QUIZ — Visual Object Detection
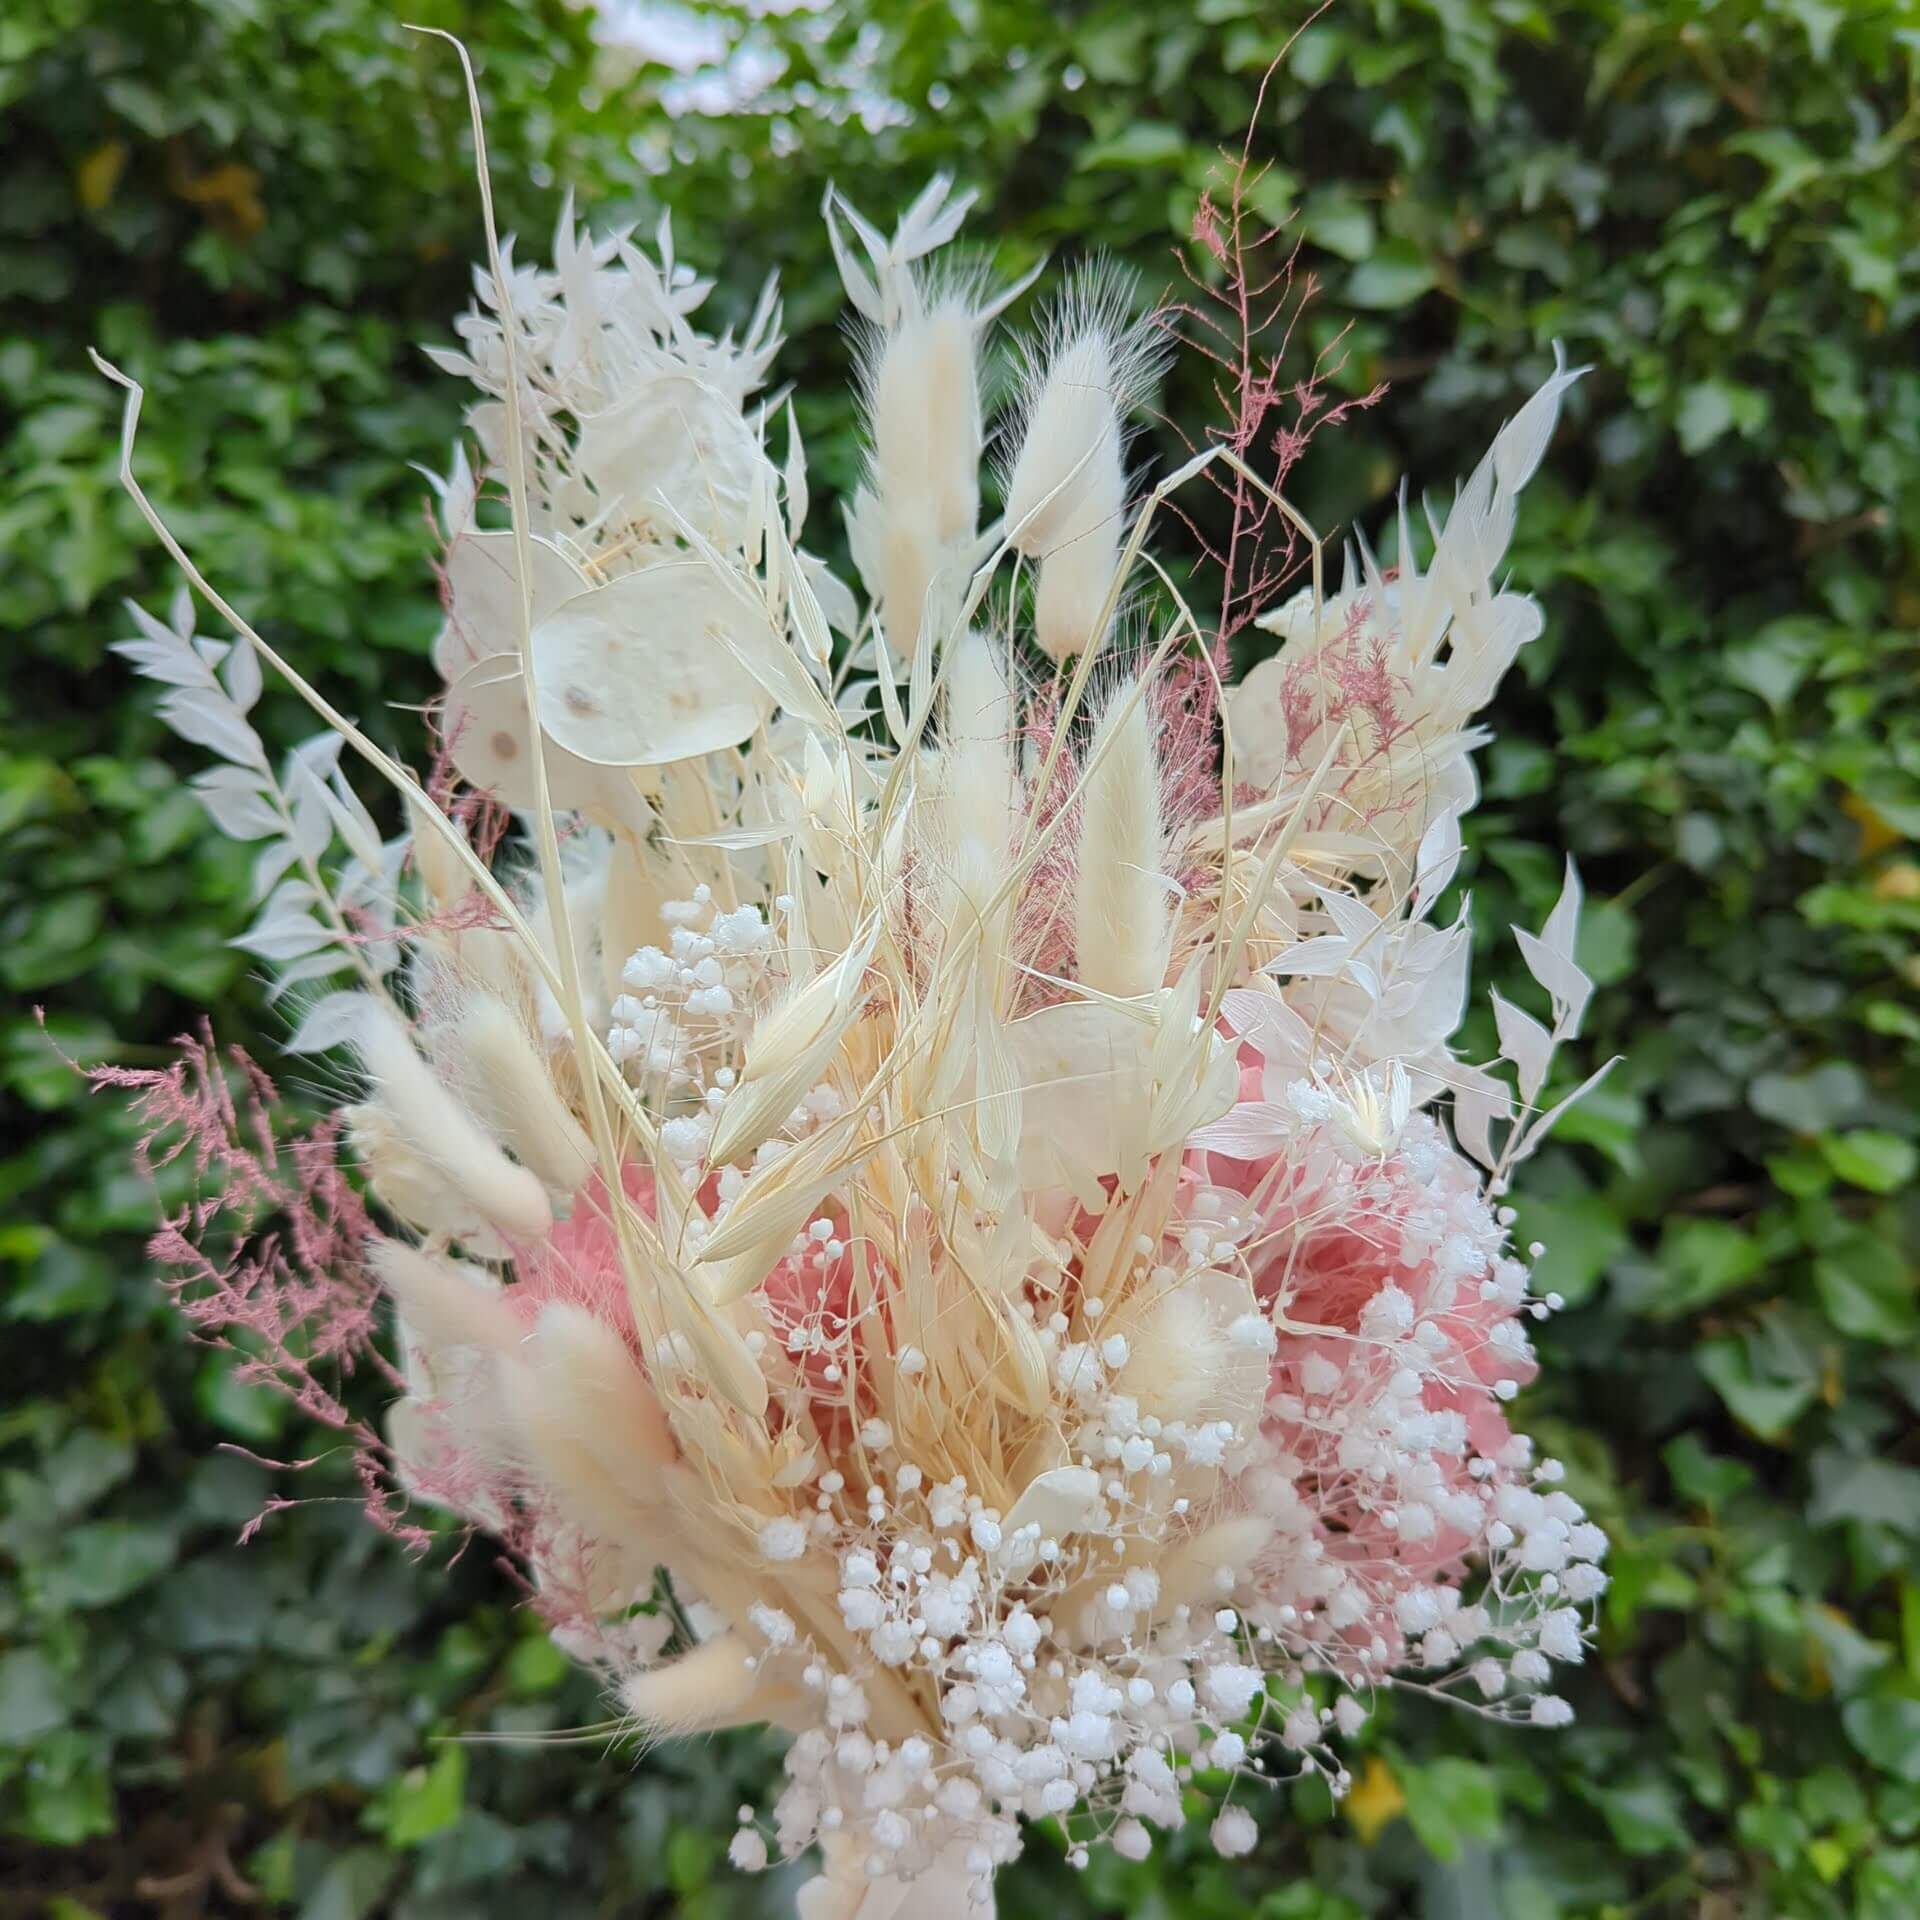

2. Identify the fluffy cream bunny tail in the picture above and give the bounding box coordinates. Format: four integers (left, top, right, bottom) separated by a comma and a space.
370, 1237, 521, 1354
1004, 268, 1159, 661
621, 1632, 763, 1735
528, 1301, 677, 1474
350, 998, 552, 1241
938, 632, 1019, 948
1074, 685, 1171, 998
453, 990, 596, 1196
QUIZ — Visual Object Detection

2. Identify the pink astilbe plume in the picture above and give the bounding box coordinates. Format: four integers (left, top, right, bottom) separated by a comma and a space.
83, 1026, 426, 1551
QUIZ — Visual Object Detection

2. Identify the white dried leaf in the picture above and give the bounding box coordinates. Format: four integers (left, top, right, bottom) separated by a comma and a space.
288, 730, 345, 783
803, 554, 859, 639
1450, 1059, 1514, 1170
1218, 988, 1313, 1076
1508, 1056, 1619, 1169
436, 529, 587, 679
1489, 988, 1555, 1106
265, 948, 352, 998
157, 688, 266, 770
235, 912, 333, 963
115, 600, 214, 689
1513, 858, 1591, 1036
283, 990, 367, 1056
322, 769, 386, 877
1491, 342, 1582, 499
1188, 1102, 1298, 1161
248, 836, 299, 902
1541, 856, 1583, 957
1514, 928, 1593, 1039
113, 635, 205, 689
191, 765, 279, 840
533, 566, 774, 768
221, 636, 261, 713
286, 761, 334, 863
782, 400, 808, 543
446, 652, 645, 822
1412, 805, 1464, 913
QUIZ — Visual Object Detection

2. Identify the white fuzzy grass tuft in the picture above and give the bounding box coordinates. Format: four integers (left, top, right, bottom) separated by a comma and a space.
1073, 680, 1171, 998
350, 998, 551, 1241
454, 990, 597, 1195
1003, 267, 1165, 660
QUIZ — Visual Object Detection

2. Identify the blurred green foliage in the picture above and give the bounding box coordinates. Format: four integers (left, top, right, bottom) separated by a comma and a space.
4, 0, 1919, 1914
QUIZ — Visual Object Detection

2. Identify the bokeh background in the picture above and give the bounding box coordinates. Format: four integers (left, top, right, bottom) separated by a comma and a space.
5, 2, 1920, 1915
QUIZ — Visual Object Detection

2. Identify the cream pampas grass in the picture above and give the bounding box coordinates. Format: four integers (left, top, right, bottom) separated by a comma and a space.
103, 42, 1613, 1920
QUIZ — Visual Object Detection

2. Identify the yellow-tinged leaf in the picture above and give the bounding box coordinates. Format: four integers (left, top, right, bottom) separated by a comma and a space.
1845, 792, 1904, 859
77, 141, 128, 212
173, 160, 266, 237
1344, 1755, 1406, 1845
1806, 1836, 1851, 1885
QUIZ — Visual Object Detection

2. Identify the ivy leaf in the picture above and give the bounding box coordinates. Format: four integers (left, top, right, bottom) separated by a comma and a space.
17, 1728, 114, 1845
42, 1520, 180, 1611
0, 1650, 68, 1745
1077, 123, 1186, 170
1345, 242, 1436, 310
1675, 379, 1770, 454
1697, 1330, 1818, 1440
1725, 618, 1824, 710
299, 1847, 402, 1920
1653, 1219, 1766, 1319
1817, 1131, 1916, 1194
1511, 1188, 1628, 1308
1300, 189, 1376, 262
1750, 1062, 1870, 1134
1663, 1434, 1754, 1510
1813, 1225, 1917, 1343
44, 1430, 134, 1517
1843, 1691, 1920, 1783
1809, 1448, 1920, 1535
1398, 1757, 1501, 1863
1587, 1771, 1690, 1856
366, 1744, 467, 1846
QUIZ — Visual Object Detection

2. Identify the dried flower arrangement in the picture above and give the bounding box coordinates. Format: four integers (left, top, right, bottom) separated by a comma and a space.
98, 47, 1611, 1918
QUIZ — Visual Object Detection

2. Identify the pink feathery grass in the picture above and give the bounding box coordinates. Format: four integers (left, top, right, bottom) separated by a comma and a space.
1159, 47, 1385, 659
82, 1022, 430, 1551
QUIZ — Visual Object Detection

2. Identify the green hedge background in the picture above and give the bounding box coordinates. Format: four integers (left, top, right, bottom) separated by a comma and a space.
5, 2, 1920, 1915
